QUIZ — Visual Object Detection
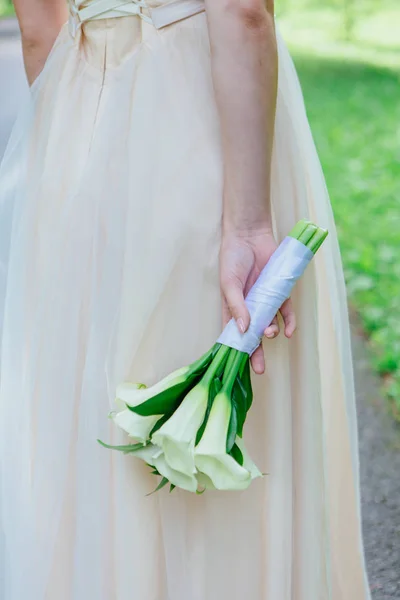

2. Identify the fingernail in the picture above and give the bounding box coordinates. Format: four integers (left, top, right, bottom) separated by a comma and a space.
265, 328, 275, 338
237, 318, 245, 334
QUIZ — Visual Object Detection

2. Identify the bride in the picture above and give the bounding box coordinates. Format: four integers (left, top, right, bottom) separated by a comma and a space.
0, 1, 370, 598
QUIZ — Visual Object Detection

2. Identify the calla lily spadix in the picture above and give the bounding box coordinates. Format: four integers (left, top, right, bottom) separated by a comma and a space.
99, 220, 328, 494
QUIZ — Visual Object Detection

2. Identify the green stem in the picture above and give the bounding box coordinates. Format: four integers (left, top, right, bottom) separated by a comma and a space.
202, 344, 230, 386
298, 223, 318, 246
308, 228, 328, 254
222, 347, 238, 384
188, 343, 219, 375
288, 219, 310, 241
222, 349, 245, 393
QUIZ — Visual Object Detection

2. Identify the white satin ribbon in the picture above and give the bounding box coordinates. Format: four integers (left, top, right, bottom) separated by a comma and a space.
68, 0, 205, 37
218, 237, 313, 356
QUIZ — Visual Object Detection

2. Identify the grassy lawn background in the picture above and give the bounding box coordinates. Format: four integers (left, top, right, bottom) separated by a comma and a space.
279, 2, 400, 417
0, 0, 13, 18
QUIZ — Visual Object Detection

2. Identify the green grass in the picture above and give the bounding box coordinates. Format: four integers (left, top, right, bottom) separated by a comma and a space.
0, 0, 14, 18
280, 5, 400, 417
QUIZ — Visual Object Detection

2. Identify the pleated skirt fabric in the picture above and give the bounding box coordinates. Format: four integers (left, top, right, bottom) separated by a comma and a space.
0, 10, 371, 600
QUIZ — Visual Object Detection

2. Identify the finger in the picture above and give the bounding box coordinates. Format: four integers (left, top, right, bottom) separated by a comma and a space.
264, 315, 280, 339
221, 297, 231, 327
280, 298, 296, 338
250, 344, 265, 375
221, 277, 250, 334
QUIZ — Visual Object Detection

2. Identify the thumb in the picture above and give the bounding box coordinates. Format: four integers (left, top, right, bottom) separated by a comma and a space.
223, 278, 250, 334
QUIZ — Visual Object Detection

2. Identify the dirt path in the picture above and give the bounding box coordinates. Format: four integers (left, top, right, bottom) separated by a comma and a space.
353, 324, 400, 599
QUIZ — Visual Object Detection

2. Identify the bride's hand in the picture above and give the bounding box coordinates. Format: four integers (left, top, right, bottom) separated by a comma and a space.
220, 229, 297, 375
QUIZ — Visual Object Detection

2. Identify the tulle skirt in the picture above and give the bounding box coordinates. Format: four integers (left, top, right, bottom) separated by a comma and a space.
0, 11, 370, 600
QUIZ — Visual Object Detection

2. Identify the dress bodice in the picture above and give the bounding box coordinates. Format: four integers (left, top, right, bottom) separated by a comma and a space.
68, 0, 205, 37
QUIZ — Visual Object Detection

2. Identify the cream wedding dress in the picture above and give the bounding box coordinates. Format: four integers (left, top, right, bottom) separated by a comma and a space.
0, 1, 371, 599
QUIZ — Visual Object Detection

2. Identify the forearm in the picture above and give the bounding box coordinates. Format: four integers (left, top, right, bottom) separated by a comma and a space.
205, 0, 277, 235
13, 0, 68, 84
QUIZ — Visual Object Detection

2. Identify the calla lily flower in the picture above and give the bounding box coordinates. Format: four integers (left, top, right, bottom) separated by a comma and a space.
152, 452, 198, 493
114, 382, 147, 412
121, 443, 198, 493
195, 390, 255, 491
116, 368, 189, 407
151, 346, 230, 476
196, 441, 261, 492
234, 438, 263, 481
128, 442, 160, 465
196, 472, 216, 491
111, 408, 163, 444
111, 382, 162, 444
151, 383, 209, 476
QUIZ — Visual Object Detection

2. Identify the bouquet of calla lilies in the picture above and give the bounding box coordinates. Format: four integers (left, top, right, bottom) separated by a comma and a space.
99, 220, 328, 494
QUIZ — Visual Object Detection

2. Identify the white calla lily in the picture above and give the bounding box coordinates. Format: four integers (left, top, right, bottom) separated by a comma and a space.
114, 383, 146, 411
116, 367, 189, 407
111, 409, 162, 444
151, 383, 209, 476
194, 391, 252, 491
195, 454, 252, 491
129, 443, 160, 466
235, 437, 263, 481
130, 444, 198, 493
153, 452, 198, 493
196, 472, 215, 491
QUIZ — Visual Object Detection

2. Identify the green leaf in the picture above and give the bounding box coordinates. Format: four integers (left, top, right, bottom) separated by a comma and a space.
169, 484, 176, 493
240, 358, 253, 413
229, 443, 244, 466
129, 346, 217, 420
149, 412, 172, 437
97, 440, 144, 454
146, 477, 170, 496
238, 352, 249, 376
211, 343, 222, 358
128, 373, 199, 417
232, 378, 247, 438
226, 401, 237, 453
189, 344, 219, 376
236, 374, 247, 400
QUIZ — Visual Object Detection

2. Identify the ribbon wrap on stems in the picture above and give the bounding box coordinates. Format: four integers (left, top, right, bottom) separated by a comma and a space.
218, 237, 313, 355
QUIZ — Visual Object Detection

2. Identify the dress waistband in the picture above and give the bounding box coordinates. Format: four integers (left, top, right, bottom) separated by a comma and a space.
68, 0, 205, 37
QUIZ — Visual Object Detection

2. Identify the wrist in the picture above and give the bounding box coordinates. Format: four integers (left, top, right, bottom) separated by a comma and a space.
222, 217, 273, 240
222, 186, 272, 239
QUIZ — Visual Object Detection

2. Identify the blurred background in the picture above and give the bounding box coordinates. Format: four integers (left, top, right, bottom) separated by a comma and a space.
278, 0, 400, 417
0, 1, 399, 597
